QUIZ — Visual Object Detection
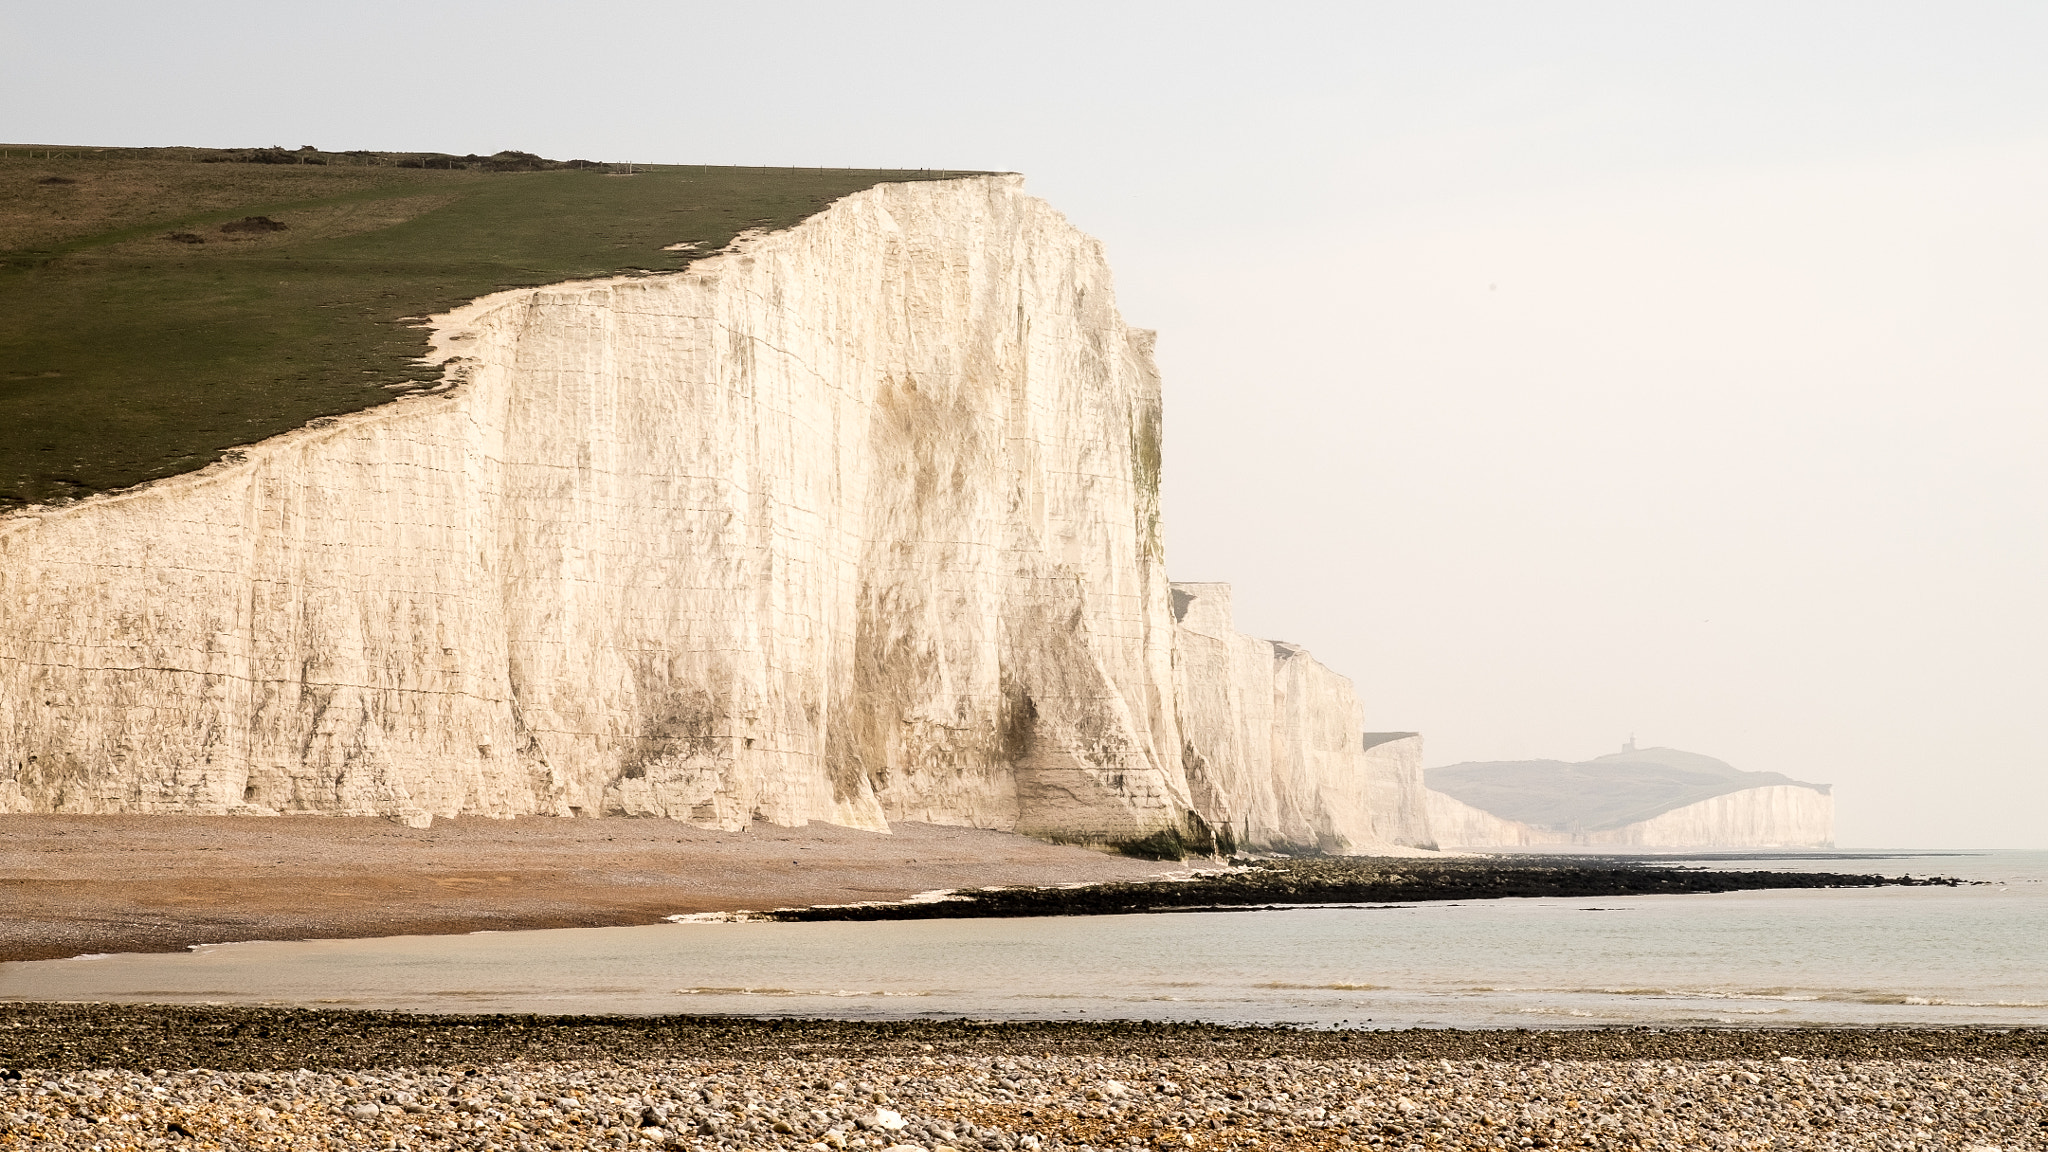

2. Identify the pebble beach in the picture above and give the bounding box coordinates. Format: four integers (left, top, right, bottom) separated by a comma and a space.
2, 1010, 2042, 1151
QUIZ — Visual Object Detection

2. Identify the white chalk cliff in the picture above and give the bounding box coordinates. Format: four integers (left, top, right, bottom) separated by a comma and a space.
0, 175, 1430, 853
1425, 746, 1834, 849
1171, 583, 1431, 853
1426, 785, 1834, 849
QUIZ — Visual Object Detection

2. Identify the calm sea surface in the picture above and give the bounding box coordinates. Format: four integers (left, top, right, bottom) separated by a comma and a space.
5, 850, 2043, 1029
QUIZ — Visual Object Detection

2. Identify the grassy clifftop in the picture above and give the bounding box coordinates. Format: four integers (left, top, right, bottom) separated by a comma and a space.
0, 146, 974, 512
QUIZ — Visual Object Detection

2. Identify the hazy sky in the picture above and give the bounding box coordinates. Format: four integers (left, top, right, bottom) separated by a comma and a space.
9, 2, 2044, 847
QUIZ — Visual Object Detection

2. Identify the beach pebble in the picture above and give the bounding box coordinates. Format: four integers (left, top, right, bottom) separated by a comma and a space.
1, 1049, 2042, 1151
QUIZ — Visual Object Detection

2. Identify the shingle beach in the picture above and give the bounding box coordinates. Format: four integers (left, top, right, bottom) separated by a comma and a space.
2, 1009, 2041, 1151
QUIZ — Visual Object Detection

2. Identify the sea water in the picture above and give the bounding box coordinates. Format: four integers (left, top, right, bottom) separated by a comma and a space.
4, 850, 2042, 1029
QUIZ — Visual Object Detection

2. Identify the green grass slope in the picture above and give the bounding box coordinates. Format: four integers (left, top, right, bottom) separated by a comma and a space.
0, 146, 976, 512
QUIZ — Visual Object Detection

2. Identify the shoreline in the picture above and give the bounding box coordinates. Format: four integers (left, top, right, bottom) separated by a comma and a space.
756, 857, 1955, 923
1, 815, 1963, 962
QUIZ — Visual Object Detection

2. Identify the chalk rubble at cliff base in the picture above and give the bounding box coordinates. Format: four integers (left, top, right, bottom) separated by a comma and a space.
0, 174, 1433, 857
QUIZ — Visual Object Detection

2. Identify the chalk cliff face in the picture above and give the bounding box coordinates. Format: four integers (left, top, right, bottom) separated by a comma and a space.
0, 175, 1423, 854
1171, 583, 1432, 853
1426, 745, 1834, 849
1427, 785, 1834, 848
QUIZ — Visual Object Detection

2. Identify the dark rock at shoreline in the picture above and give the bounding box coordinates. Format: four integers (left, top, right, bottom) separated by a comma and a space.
763, 857, 1958, 922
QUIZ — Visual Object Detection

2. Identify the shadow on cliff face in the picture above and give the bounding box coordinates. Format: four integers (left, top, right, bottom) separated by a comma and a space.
1104, 811, 1227, 860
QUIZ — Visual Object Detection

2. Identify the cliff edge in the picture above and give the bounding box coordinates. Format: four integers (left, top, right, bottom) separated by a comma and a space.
0, 175, 1427, 854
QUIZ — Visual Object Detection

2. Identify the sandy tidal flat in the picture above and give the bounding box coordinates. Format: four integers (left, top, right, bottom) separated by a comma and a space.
0, 816, 1179, 961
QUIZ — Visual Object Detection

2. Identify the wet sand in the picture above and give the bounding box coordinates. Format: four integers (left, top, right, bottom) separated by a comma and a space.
0, 816, 1180, 962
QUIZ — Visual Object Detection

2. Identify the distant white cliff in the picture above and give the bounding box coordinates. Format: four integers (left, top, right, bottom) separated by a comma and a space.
1425, 745, 1833, 849
0, 175, 1428, 854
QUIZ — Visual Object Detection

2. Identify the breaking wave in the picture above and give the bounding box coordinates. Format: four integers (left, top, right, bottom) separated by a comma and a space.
1253, 982, 1388, 991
